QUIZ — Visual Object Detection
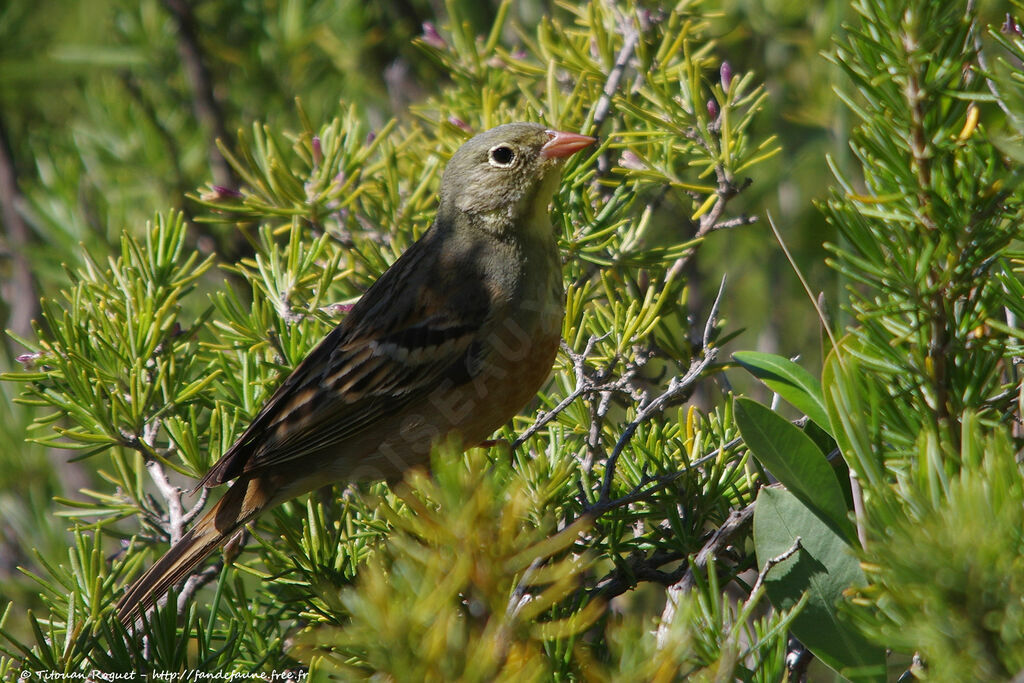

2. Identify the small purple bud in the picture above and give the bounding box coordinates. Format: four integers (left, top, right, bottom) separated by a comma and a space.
707, 98, 719, 120
365, 131, 376, 145
323, 302, 355, 316
312, 136, 323, 169
1002, 13, 1022, 35
213, 185, 243, 198
511, 47, 527, 60
618, 150, 646, 170
421, 22, 447, 49
448, 116, 472, 133
200, 185, 243, 202
16, 352, 41, 368
720, 61, 733, 93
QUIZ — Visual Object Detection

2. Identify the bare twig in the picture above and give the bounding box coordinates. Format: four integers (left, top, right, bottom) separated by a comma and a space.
182, 486, 210, 526
512, 335, 609, 449
505, 557, 543, 621
160, 0, 238, 190
0, 114, 38, 340
588, 549, 687, 602
144, 459, 186, 545
850, 471, 868, 550
704, 274, 727, 349
747, 536, 801, 601
176, 564, 222, 615
699, 537, 803, 668
666, 172, 752, 283
656, 501, 756, 646
595, 345, 718, 507
591, 12, 640, 137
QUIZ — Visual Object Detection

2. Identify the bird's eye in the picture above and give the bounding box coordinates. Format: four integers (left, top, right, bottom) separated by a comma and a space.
488, 145, 516, 167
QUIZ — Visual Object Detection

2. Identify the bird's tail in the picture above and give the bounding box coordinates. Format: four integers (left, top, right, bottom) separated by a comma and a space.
115, 475, 268, 625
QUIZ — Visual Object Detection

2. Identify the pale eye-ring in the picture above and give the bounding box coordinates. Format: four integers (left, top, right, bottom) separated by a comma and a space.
488, 144, 516, 167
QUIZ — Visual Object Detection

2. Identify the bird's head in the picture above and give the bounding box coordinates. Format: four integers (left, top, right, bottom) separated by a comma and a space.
438, 122, 595, 236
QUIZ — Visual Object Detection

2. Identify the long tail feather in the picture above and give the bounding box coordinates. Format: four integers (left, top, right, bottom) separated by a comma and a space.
116, 476, 266, 625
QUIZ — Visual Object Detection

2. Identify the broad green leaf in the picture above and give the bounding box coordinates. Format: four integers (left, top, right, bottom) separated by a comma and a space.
735, 397, 854, 541
733, 351, 830, 434
754, 487, 885, 680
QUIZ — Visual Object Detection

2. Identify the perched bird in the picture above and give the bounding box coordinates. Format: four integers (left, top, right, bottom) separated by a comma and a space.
116, 122, 595, 623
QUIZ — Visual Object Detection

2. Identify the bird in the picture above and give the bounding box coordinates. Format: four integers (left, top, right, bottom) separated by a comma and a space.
116, 122, 596, 624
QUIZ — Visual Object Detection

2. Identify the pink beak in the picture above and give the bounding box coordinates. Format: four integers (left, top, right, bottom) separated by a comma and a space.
541, 129, 597, 159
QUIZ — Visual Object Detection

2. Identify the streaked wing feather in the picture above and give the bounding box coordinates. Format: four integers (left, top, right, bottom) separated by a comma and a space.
199, 313, 481, 486
244, 330, 474, 469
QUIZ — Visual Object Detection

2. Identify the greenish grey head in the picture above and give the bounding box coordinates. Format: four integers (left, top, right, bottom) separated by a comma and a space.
438, 122, 595, 231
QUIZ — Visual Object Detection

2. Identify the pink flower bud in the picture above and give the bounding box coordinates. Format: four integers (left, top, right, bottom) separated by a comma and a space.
312, 136, 323, 168
421, 22, 447, 49
323, 302, 355, 316
720, 61, 733, 93
1003, 13, 1022, 35
199, 185, 243, 201
448, 116, 473, 133
16, 352, 41, 368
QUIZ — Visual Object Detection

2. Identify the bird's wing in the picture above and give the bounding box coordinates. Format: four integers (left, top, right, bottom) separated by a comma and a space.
196, 236, 490, 488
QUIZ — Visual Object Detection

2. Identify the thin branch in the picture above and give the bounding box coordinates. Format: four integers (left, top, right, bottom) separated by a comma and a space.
709, 214, 759, 231
747, 536, 801, 601
574, 433, 742, 521
182, 486, 210, 526
145, 460, 186, 545
176, 563, 222, 615
976, 14, 1015, 120
512, 335, 607, 449
595, 344, 718, 507
0, 114, 38, 341
505, 557, 543, 621
588, 549, 687, 602
704, 274, 727, 349
850, 471, 868, 550
160, 0, 238, 190
706, 537, 803, 666
666, 173, 751, 283
656, 501, 756, 647
591, 8, 640, 137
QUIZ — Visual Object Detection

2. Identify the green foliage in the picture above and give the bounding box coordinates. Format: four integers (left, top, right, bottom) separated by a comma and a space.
753, 486, 882, 678
1, 0, 789, 677
726, 0, 1024, 678
7, 0, 1024, 678
733, 352, 830, 433
293, 444, 599, 680
736, 398, 851, 541
5, 213, 215, 460
823, 0, 1019, 464
735, 391, 881, 678
812, 0, 1024, 677
851, 424, 1024, 680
